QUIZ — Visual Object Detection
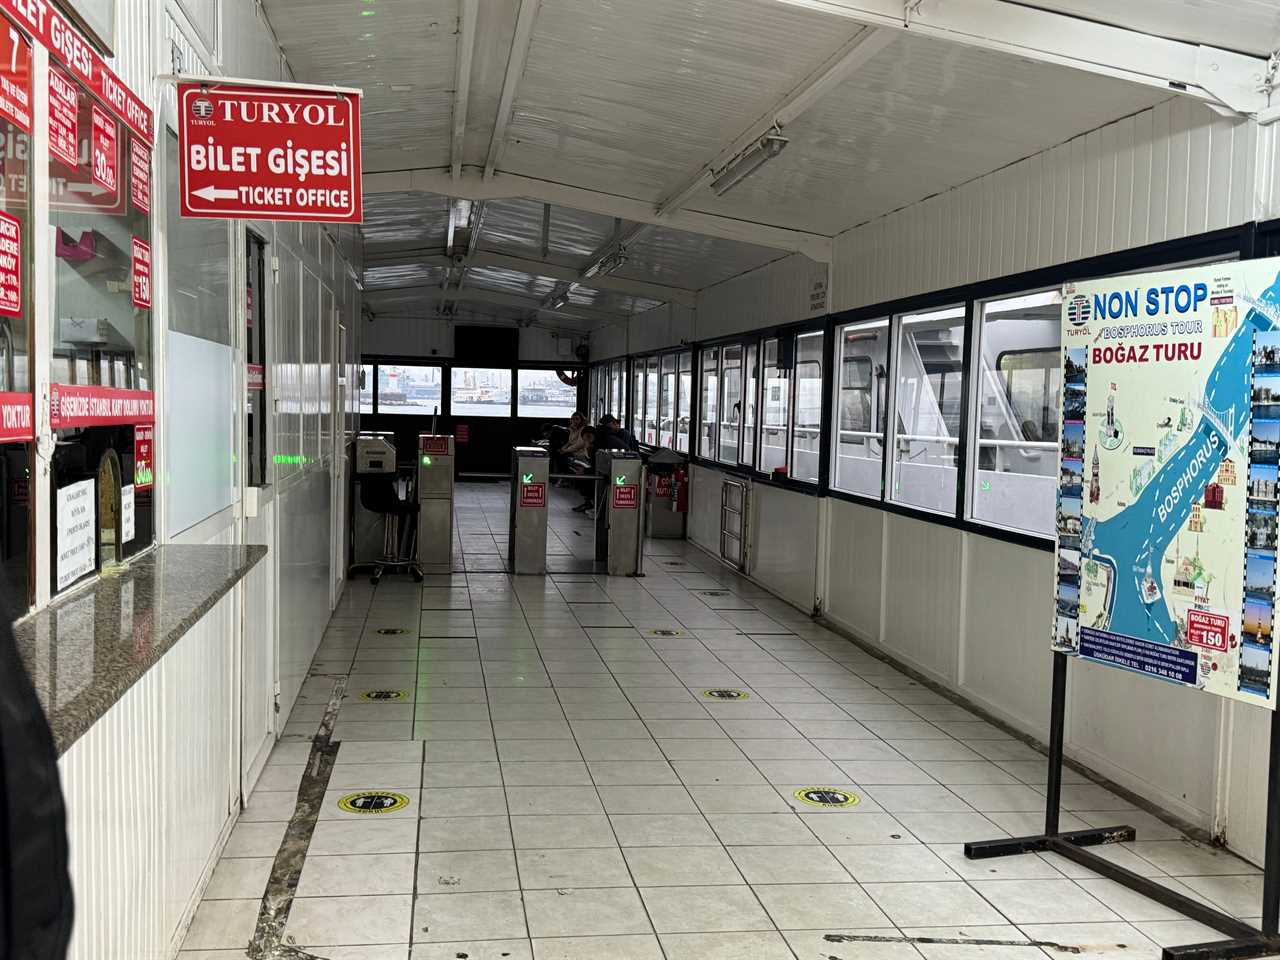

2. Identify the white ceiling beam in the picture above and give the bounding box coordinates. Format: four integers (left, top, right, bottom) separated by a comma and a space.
363, 247, 696, 305
450, 0, 479, 181
484, 0, 541, 179
655, 25, 895, 218
364, 167, 833, 262
366, 282, 627, 323
769, 0, 1269, 113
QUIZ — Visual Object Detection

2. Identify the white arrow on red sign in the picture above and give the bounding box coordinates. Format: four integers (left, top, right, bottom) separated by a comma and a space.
192, 185, 238, 202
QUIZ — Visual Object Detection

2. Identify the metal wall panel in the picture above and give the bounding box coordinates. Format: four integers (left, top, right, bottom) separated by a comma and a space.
824, 498, 883, 645
277, 470, 334, 720
110, 0, 154, 104
243, 500, 277, 796
832, 100, 1257, 312
221, 0, 287, 81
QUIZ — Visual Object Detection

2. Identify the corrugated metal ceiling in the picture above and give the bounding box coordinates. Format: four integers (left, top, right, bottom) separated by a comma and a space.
1020, 0, 1280, 56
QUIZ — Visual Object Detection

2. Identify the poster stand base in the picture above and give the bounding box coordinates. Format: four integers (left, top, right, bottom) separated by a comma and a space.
964, 652, 1280, 960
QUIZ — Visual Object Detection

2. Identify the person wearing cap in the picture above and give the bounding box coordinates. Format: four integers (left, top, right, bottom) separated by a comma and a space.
596, 414, 639, 453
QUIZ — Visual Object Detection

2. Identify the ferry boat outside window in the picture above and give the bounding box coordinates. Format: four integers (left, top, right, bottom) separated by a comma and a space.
450, 367, 509, 417
518, 369, 577, 419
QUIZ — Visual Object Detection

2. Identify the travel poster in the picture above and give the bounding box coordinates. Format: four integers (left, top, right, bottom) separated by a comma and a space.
1054, 258, 1280, 708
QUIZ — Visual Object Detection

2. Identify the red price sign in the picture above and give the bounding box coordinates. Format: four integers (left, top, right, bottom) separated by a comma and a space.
0, 21, 32, 133
613, 484, 638, 509
134, 423, 154, 489
130, 138, 150, 213
247, 362, 264, 391
520, 483, 546, 509
1187, 610, 1229, 652
48, 67, 77, 167
178, 81, 362, 223
0, 210, 20, 317
131, 237, 151, 308
90, 103, 117, 194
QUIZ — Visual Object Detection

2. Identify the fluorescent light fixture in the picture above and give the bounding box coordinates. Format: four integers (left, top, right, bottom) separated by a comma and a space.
549, 295, 569, 310
582, 246, 628, 281
710, 131, 789, 197
446, 198, 473, 254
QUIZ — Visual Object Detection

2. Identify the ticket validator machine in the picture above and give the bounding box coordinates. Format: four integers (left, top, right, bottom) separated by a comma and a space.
595, 449, 644, 576
417, 434, 455, 574
509, 447, 549, 574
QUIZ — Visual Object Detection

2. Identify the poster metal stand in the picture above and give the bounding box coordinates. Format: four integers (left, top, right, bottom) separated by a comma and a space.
964, 651, 1280, 960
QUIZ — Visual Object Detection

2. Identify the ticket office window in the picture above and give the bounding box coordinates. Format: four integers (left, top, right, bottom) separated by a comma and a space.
50, 73, 154, 592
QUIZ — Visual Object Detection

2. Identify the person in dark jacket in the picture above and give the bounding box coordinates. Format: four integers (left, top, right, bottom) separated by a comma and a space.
0, 585, 74, 960
596, 414, 639, 452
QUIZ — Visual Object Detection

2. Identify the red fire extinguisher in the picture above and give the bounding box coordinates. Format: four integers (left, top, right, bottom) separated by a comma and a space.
672, 466, 689, 513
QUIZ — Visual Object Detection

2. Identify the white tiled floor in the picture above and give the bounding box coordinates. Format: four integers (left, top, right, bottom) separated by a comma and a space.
180, 482, 1263, 960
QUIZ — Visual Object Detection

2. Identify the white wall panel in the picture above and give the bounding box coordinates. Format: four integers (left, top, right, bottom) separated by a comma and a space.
243, 499, 277, 796
879, 513, 963, 683
824, 498, 883, 644
832, 100, 1256, 311
688, 464, 724, 555
109, 0, 154, 104
62, 594, 238, 960
749, 483, 817, 612
696, 253, 826, 340
277, 470, 333, 720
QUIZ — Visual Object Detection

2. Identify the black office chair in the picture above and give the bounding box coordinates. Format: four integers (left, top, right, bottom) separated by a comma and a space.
359, 476, 423, 584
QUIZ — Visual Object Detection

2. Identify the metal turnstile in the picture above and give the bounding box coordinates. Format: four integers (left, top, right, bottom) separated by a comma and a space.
417, 433, 455, 574
509, 447, 549, 574
594, 450, 644, 576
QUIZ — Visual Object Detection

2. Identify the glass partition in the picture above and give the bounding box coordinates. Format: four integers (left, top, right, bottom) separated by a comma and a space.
742, 342, 757, 467
833, 319, 889, 497
890, 305, 966, 514
699, 347, 719, 459
791, 331, 823, 483
970, 290, 1062, 536
677, 351, 692, 452
630, 359, 644, 435
718, 344, 741, 463
644, 355, 659, 444
759, 339, 789, 475
659, 353, 676, 448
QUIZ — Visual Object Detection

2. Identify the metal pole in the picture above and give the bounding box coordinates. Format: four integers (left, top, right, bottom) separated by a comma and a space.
635, 465, 647, 576
1263, 703, 1280, 935
1044, 651, 1069, 837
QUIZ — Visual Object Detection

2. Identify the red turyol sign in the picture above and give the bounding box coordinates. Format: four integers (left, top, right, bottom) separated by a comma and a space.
178, 79, 362, 222
0, 0, 152, 143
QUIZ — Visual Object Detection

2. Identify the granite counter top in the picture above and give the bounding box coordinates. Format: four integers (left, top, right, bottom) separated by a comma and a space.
13, 544, 268, 755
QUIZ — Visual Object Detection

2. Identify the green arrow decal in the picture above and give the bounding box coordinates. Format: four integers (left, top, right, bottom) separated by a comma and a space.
522, 473, 534, 484
615, 475, 626, 485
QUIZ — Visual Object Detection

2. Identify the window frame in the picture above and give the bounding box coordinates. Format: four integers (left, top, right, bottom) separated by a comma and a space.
830, 317, 890, 499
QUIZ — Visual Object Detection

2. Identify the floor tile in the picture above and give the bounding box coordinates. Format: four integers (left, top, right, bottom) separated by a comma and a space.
531, 934, 662, 960
297, 853, 416, 897
969, 878, 1121, 923
517, 847, 633, 889
523, 886, 652, 937
413, 891, 528, 942
181, 899, 259, 950
416, 850, 519, 893
204, 857, 273, 899
659, 931, 795, 960
754, 882, 891, 929
286, 894, 413, 946
511, 814, 617, 849
640, 885, 773, 933
622, 845, 744, 886
728, 843, 851, 883
864, 881, 1007, 926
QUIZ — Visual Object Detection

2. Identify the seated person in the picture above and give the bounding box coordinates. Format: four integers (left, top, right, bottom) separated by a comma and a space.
596, 414, 639, 452
572, 426, 597, 513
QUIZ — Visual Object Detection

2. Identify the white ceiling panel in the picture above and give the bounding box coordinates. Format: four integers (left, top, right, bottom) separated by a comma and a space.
1020, 0, 1280, 57
362, 193, 450, 249
497, 0, 866, 201
619, 228, 784, 290
692, 31, 1167, 234
261, 0, 457, 171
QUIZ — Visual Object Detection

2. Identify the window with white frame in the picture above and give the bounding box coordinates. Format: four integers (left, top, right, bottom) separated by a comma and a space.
832, 319, 889, 498
659, 353, 676, 448
699, 347, 719, 459
742, 342, 758, 467
969, 290, 1062, 537
718, 344, 742, 464
677, 351, 692, 453
890, 306, 966, 514
759, 338, 789, 475
645, 355, 659, 445
631, 360, 644, 435
791, 331, 824, 483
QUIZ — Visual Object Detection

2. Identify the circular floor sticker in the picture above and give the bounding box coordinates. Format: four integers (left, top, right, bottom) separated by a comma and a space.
648, 628, 688, 637
794, 787, 860, 808
375, 627, 407, 635
359, 689, 408, 701
337, 791, 411, 814
702, 688, 749, 700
